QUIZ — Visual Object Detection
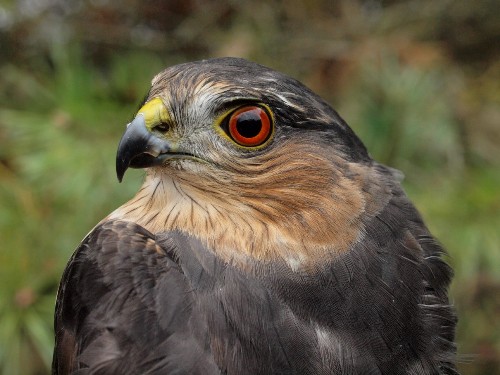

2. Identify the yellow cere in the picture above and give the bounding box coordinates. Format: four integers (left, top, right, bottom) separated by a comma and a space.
137, 97, 171, 131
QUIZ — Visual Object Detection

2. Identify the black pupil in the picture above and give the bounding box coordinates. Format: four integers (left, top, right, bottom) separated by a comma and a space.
236, 111, 262, 138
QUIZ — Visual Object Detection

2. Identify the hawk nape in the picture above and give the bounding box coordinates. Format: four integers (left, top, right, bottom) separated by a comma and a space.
53, 58, 458, 374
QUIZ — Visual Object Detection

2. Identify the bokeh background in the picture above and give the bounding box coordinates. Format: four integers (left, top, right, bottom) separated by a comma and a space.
0, 0, 499, 374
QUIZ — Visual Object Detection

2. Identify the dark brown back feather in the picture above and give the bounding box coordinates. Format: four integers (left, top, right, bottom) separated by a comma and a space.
53, 191, 458, 375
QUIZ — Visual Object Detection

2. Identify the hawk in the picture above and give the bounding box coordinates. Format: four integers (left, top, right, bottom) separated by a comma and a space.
53, 58, 458, 374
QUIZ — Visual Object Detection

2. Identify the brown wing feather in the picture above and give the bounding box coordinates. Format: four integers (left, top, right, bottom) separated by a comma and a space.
52, 220, 222, 374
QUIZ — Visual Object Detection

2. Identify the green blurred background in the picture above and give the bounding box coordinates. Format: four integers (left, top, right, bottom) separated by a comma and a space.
0, 0, 498, 374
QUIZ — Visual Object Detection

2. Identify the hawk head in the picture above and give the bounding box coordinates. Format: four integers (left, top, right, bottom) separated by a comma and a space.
54, 58, 457, 374
112, 57, 392, 269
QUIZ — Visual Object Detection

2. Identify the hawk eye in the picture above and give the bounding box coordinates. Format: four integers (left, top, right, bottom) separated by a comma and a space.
152, 122, 170, 133
224, 106, 272, 147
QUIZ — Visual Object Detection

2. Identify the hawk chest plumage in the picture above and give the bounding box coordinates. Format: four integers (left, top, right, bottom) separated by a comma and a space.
53, 57, 458, 375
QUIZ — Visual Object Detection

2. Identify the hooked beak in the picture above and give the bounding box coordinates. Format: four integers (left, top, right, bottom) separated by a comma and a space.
116, 114, 172, 182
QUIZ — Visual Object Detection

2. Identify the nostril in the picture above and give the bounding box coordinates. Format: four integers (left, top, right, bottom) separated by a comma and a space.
153, 122, 170, 133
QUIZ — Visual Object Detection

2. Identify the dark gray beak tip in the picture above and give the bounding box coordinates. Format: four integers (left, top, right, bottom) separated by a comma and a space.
116, 164, 125, 183
115, 114, 171, 182
115, 117, 146, 182
116, 133, 133, 182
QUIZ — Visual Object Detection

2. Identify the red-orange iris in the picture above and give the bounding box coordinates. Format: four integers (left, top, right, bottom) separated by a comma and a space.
227, 106, 272, 147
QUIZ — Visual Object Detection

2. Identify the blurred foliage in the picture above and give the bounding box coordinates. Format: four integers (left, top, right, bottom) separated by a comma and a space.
0, 0, 499, 374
